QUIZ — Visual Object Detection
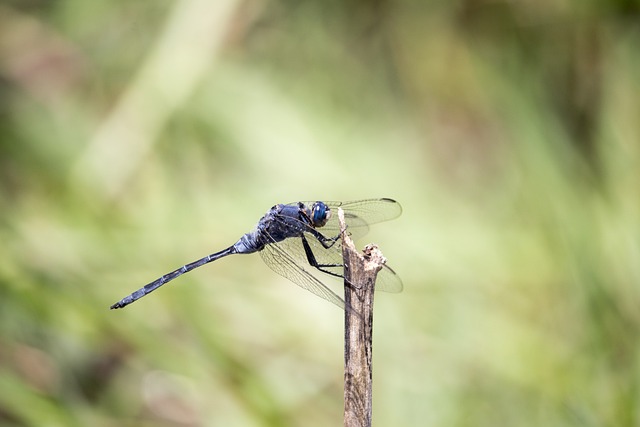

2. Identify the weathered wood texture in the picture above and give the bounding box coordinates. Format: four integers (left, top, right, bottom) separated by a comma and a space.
339, 208, 387, 427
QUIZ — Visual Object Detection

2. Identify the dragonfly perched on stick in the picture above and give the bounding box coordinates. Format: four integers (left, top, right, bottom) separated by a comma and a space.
110, 198, 402, 310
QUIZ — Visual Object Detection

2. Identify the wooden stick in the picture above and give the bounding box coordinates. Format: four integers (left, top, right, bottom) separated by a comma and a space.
339, 208, 387, 427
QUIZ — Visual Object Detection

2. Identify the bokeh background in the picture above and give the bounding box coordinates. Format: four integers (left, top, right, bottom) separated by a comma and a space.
1, 0, 640, 426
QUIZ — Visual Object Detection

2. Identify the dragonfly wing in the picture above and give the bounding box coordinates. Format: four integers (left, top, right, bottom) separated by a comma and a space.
293, 198, 401, 241
376, 264, 403, 293
259, 238, 345, 309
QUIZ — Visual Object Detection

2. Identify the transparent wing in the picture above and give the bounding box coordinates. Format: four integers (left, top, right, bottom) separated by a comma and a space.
377, 264, 403, 293
332, 198, 403, 225
265, 216, 403, 294
259, 235, 346, 309
291, 198, 402, 241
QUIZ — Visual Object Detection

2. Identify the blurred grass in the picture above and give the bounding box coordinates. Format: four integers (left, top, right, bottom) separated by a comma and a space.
1, 0, 640, 426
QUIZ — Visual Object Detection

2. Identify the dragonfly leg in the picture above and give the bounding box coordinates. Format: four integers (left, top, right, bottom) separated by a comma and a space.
307, 228, 341, 249
300, 234, 343, 278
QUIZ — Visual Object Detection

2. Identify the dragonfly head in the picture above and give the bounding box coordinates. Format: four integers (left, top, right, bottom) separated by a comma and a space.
311, 201, 331, 227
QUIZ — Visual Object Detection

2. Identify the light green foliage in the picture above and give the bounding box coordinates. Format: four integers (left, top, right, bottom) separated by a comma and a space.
0, 1, 639, 426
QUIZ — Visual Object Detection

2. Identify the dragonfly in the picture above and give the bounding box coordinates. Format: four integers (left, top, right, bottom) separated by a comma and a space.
110, 198, 402, 310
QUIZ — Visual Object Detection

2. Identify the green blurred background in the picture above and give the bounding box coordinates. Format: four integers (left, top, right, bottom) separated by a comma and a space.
1, 0, 639, 426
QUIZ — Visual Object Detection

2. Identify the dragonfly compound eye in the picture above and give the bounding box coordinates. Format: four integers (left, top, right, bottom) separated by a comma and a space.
312, 202, 331, 227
